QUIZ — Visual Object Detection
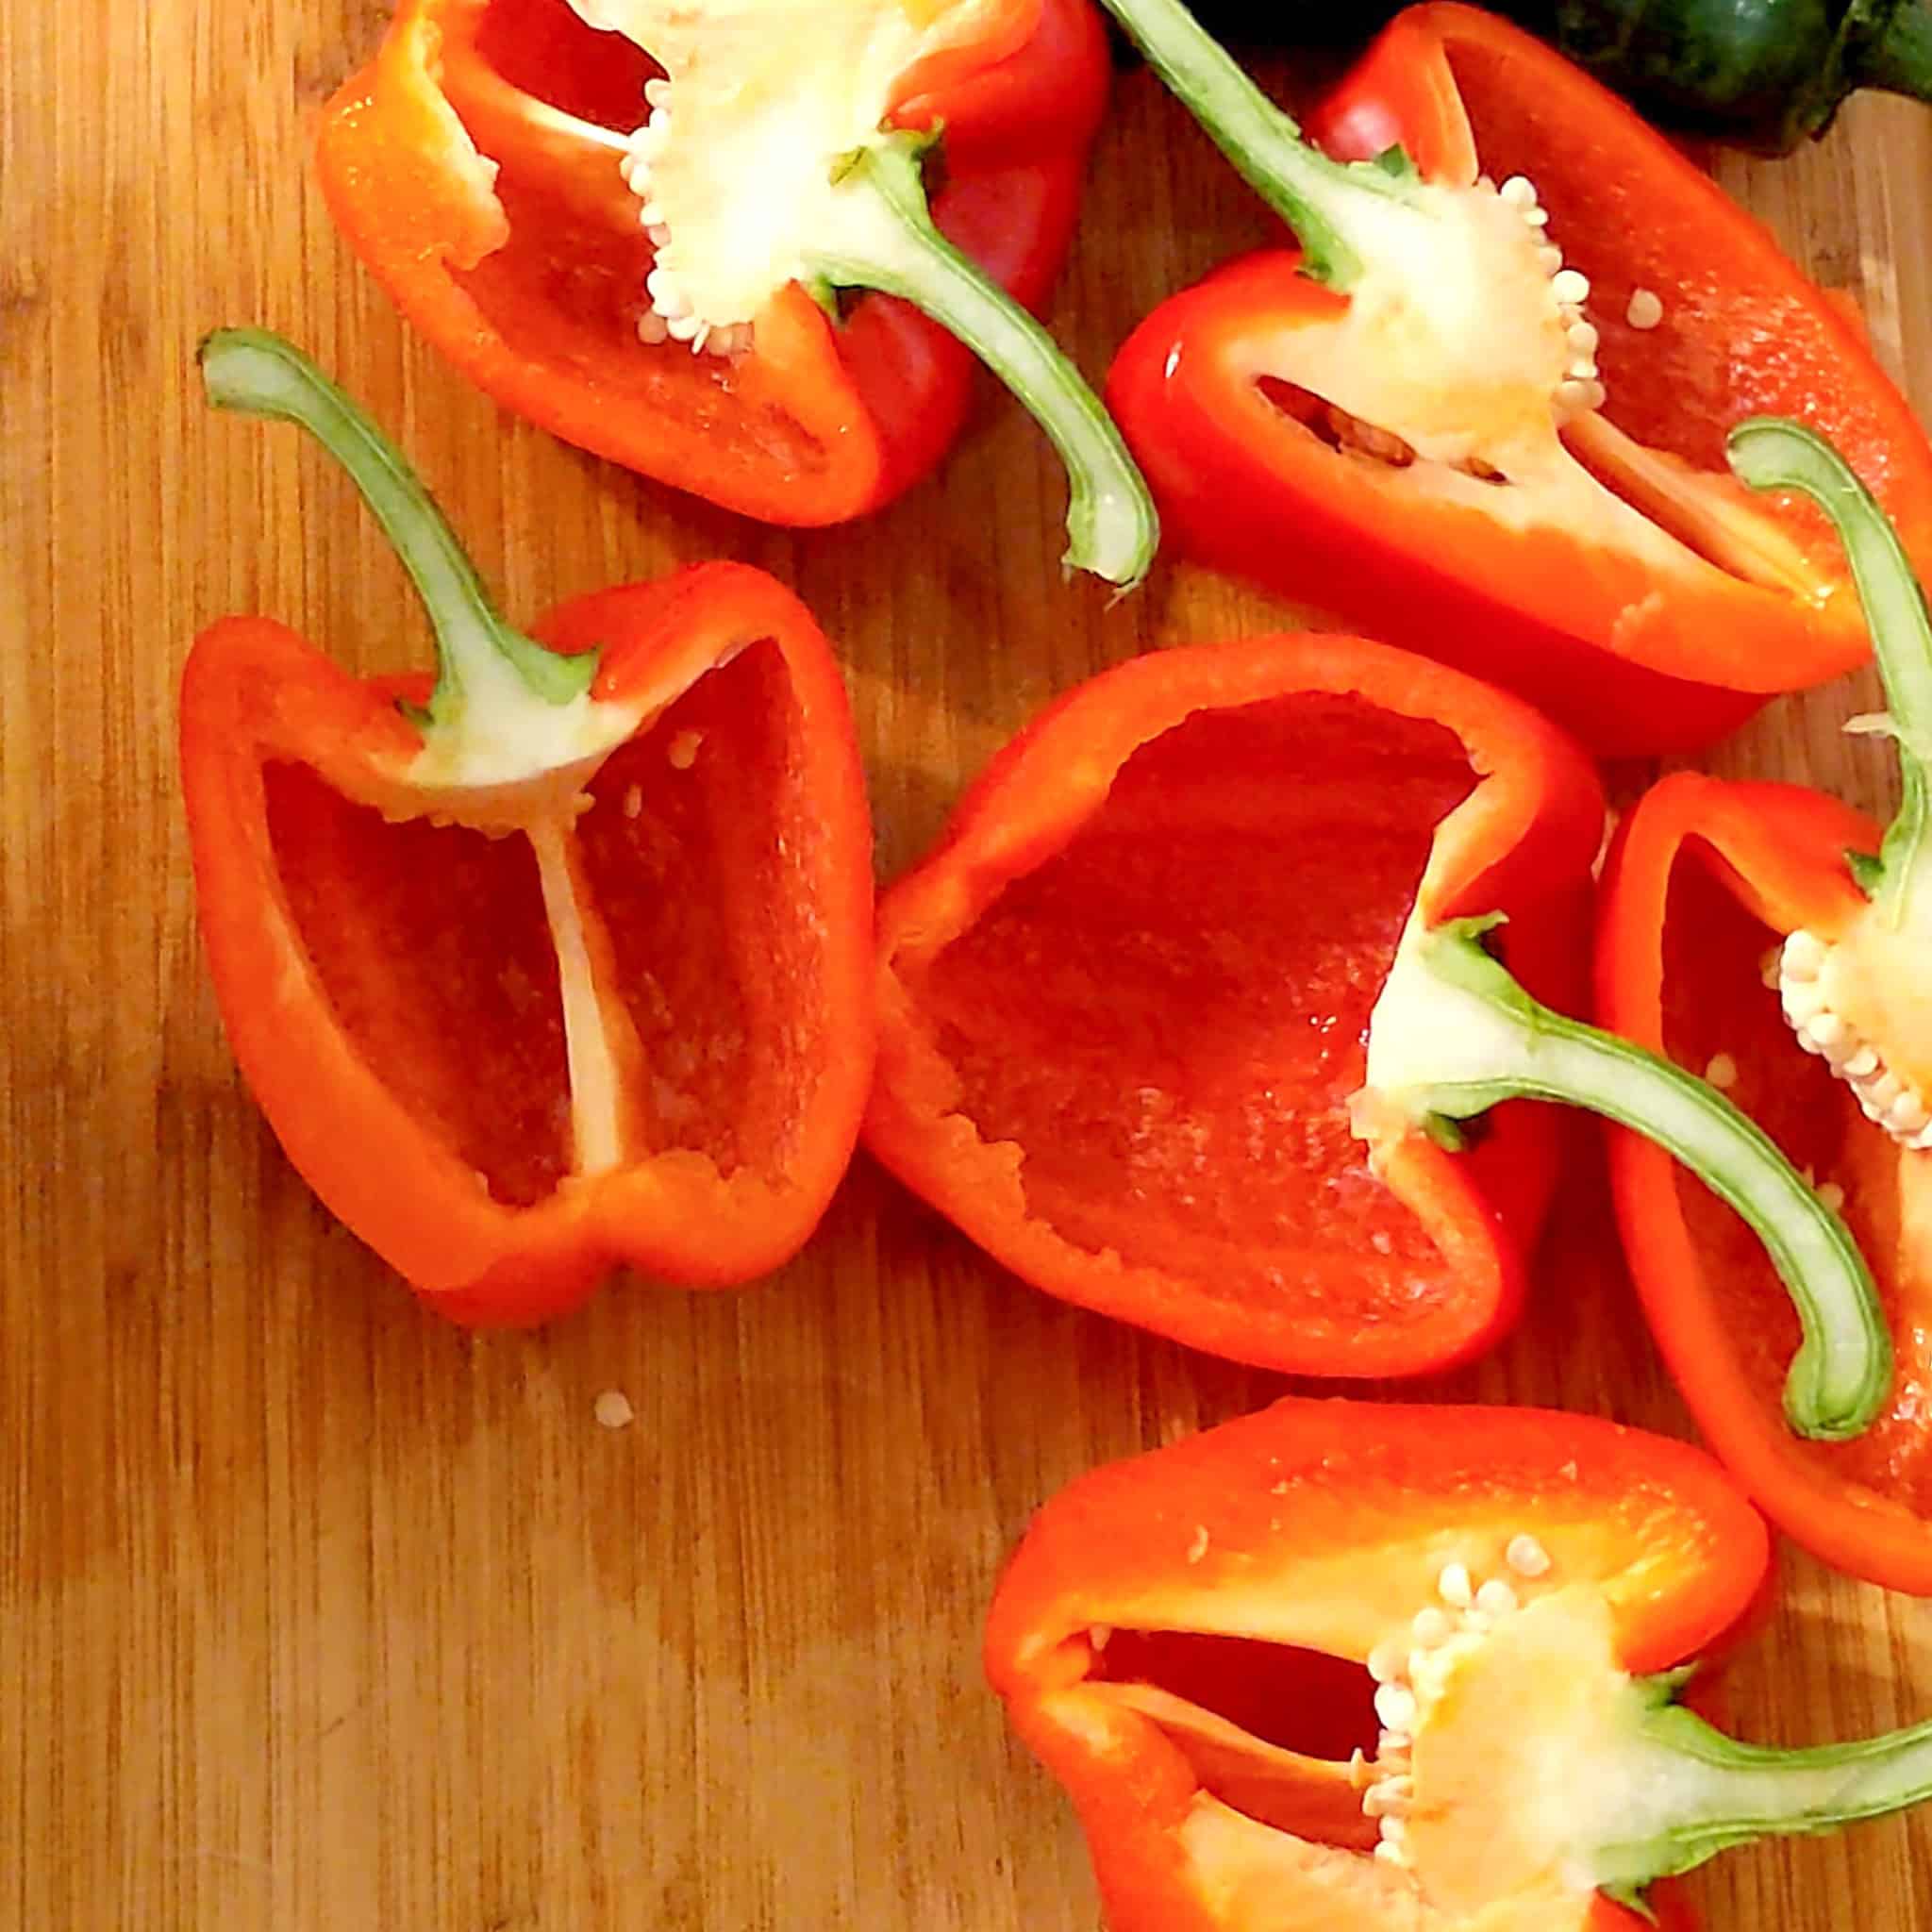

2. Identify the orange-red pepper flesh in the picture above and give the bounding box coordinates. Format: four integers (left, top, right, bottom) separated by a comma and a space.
1598, 773, 1932, 1592
183, 564, 874, 1325
986, 1394, 1765, 1932
866, 635, 1603, 1375
1106, 4, 1932, 755
315, 0, 1109, 523
1315, 9, 1932, 505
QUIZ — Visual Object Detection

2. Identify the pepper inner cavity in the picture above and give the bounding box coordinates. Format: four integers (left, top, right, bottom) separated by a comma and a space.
266, 768, 643, 1194
472, 0, 662, 134
575, 640, 821, 1188
436, 8, 833, 468
1080, 1533, 1561, 1873
1086, 1628, 1382, 1846
1258, 378, 1508, 484
916, 693, 1476, 1301
261, 641, 807, 1204
263, 759, 577, 1208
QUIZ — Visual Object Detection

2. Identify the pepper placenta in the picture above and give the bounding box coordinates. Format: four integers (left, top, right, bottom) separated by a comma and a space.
1178, 0, 1932, 154
181, 329, 874, 1324
1101, 0, 1932, 752
986, 1393, 1932, 1929
863, 633, 1884, 1418
316, 0, 1156, 585
1599, 417, 1932, 1589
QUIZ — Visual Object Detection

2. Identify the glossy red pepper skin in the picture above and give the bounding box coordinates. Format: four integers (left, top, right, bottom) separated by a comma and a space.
1596, 773, 1932, 1593
986, 1394, 1760, 1931
864, 633, 1603, 1375
313, 0, 1109, 524
181, 562, 874, 1324
1105, 4, 1932, 756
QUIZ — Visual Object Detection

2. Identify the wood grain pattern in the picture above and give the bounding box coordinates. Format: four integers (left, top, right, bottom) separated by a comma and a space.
3, 4, 1928, 1925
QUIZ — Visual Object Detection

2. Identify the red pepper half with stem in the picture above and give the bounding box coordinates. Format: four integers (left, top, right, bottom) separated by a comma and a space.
315, 0, 1156, 585
865, 633, 1887, 1417
1599, 416, 1932, 1591
181, 329, 874, 1324
1101, 0, 1932, 753
987, 1394, 1932, 1930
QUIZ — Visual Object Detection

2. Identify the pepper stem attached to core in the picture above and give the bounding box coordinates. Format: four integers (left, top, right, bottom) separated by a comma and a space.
1094, 0, 1424, 288
1730, 416, 1932, 931
1359, 915, 1890, 1440
806, 133, 1158, 590
1596, 1674, 1932, 1903
198, 328, 599, 734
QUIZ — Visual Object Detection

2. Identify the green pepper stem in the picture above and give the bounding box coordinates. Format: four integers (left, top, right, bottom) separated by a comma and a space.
805, 136, 1158, 590
1729, 416, 1932, 932
197, 328, 596, 726
1594, 1682, 1932, 1899
1853, 0, 1932, 106
1092, 0, 1424, 288
1365, 917, 1890, 1440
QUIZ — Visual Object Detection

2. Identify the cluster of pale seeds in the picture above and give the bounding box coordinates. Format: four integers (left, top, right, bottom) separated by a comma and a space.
1493, 174, 1602, 420
1778, 929, 1932, 1147
1351, 1532, 1555, 1873
621, 79, 754, 358
611, 92, 1638, 400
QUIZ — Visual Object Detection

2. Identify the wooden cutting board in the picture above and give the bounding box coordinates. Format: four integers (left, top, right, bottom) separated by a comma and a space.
4, 5, 1928, 1925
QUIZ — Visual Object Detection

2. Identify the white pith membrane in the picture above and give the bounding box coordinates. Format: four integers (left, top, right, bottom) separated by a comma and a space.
1257, 168, 1833, 605
1355, 909, 1524, 1130
1079, 1537, 1690, 1924
1779, 921, 1932, 1149
527, 813, 631, 1175
569, 0, 989, 354
356, 674, 687, 1186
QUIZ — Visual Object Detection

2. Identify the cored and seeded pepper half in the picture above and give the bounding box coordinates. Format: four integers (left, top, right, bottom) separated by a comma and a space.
1600, 417, 1932, 1589
865, 631, 1886, 1422
1101, 0, 1932, 752
317, 0, 1155, 583
180, 330, 874, 1323
987, 1395, 1932, 1930
864, 633, 1604, 1377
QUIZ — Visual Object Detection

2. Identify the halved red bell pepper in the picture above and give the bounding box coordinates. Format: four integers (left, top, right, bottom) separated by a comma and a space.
1598, 417, 1932, 1591
182, 330, 874, 1324
864, 631, 1605, 1375
987, 1393, 1932, 1929
868, 627, 1891, 1417
313, 0, 1156, 584
1100, 0, 1932, 753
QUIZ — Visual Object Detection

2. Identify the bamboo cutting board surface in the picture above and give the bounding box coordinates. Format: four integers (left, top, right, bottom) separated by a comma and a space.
4, 5, 1931, 1926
